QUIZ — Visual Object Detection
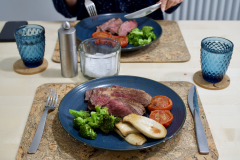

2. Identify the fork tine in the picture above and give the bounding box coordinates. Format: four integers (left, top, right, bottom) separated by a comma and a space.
90, 6, 95, 16
90, 6, 97, 20
85, 6, 92, 17
54, 89, 58, 107
51, 89, 56, 106
49, 89, 54, 106
92, 5, 98, 20
89, 6, 94, 16
87, 6, 93, 20
45, 89, 52, 106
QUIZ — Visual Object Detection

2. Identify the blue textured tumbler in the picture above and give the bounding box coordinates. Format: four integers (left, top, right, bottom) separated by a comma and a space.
201, 37, 233, 83
14, 24, 45, 68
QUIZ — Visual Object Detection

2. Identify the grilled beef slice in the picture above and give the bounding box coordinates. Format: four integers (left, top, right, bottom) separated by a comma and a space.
96, 18, 116, 32
117, 20, 138, 36
89, 95, 146, 118
85, 85, 151, 107
109, 85, 151, 107
85, 85, 150, 117
107, 18, 123, 35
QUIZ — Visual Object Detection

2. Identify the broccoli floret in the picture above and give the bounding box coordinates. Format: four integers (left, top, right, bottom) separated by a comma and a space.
127, 26, 156, 46
79, 124, 97, 140
95, 105, 109, 116
142, 26, 156, 40
127, 33, 134, 39
100, 115, 121, 134
151, 33, 156, 40
142, 26, 153, 32
138, 37, 152, 45
115, 116, 122, 123
73, 117, 88, 130
69, 109, 90, 119
129, 28, 143, 36
87, 111, 103, 129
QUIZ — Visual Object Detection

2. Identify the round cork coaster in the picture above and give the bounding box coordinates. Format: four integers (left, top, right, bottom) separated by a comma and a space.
193, 70, 230, 90
13, 58, 48, 75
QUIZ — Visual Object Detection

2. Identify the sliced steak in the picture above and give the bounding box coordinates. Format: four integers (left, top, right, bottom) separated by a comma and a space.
86, 85, 151, 107
85, 85, 150, 117
107, 18, 123, 35
85, 87, 108, 101
87, 102, 96, 111
89, 94, 110, 106
96, 18, 116, 32
117, 97, 146, 116
105, 98, 134, 118
118, 20, 138, 36
110, 86, 151, 107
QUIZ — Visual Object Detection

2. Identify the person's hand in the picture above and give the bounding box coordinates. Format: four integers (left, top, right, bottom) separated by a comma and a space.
157, 0, 183, 12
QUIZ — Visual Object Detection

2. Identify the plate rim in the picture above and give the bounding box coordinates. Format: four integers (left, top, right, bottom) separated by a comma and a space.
75, 13, 162, 52
58, 75, 187, 151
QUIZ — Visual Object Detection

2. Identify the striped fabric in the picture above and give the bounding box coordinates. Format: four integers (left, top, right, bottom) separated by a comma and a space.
164, 0, 240, 20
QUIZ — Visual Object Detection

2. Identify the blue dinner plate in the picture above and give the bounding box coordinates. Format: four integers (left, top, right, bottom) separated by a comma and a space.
75, 13, 162, 52
58, 76, 186, 150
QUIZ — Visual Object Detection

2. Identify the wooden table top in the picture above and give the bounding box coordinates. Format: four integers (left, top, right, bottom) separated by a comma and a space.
0, 21, 239, 160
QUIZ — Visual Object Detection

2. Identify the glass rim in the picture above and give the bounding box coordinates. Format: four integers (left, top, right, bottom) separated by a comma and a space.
14, 24, 45, 37
201, 36, 234, 54
78, 37, 121, 55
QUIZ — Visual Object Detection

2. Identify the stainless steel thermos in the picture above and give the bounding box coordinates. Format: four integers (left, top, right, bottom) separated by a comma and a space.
58, 21, 78, 77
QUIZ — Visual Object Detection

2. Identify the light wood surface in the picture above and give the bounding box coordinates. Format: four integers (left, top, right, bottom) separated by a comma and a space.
0, 21, 239, 160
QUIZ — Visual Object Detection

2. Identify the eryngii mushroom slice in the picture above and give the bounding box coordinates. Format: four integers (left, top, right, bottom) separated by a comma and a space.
115, 121, 140, 136
114, 128, 147, 146
123, 113, 167, 139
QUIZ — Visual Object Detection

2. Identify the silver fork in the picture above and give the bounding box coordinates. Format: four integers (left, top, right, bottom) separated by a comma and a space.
84, 0, 98, 20
28, 89, 58, 153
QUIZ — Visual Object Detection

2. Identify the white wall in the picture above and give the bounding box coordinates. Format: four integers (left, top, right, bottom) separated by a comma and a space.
0, 0, 76, 21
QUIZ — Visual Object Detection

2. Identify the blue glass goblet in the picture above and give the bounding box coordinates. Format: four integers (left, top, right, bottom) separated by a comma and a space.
201, 37, 234, 83
14, 24, 45, 68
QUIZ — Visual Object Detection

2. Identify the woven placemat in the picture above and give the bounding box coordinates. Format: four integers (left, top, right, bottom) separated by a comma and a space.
52, 20, 190, 63
16, 82, 218, 160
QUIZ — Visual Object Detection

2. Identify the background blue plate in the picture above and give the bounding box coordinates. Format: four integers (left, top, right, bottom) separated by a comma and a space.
75, 13, 162, 52
58, 76, 186, 150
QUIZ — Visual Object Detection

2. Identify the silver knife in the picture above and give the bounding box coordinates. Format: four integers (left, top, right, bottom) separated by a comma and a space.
124, 2, 161, 19
188, 85, 209, 154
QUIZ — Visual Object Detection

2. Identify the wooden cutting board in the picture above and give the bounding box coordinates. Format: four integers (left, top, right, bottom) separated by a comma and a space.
16, 82, 218, 160
52, 21, 190, 63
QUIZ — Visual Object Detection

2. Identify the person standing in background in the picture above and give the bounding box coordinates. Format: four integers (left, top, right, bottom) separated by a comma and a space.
53, 0, 183, 20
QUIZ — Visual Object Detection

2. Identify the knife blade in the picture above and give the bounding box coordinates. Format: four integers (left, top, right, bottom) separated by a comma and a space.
124, 3, 161, 19
188, 85, 209, 154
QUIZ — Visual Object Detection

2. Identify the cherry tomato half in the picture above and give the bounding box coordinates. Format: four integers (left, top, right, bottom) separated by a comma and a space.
147, 96, 173, 111
112, 36, 128, 48
92, 31, 112, 38
149, 110, 173, 128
